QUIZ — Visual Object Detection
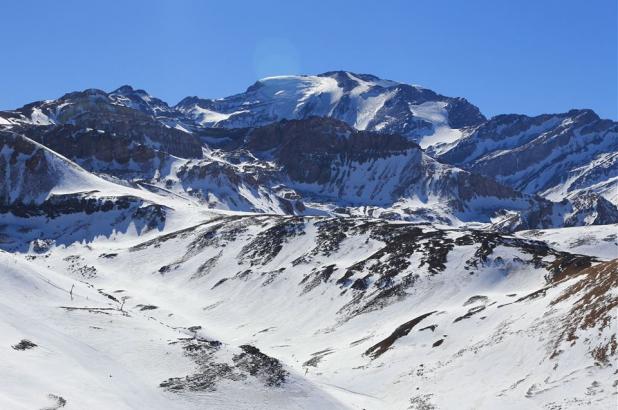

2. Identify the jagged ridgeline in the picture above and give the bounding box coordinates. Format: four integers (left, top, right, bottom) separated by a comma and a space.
0, 71, 616, 409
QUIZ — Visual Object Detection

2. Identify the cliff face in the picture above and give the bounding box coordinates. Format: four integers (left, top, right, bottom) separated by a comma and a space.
4, 88, 203, 161
1, 73, 616, 229
437, 109, 618, 205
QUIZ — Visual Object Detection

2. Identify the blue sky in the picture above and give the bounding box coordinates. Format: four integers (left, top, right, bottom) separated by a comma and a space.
2, 0, 616, 119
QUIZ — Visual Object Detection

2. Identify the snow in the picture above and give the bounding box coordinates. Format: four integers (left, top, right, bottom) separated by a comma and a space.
354, 90, 396, 130
30, 108, 53, 125
515, 224, 618, 260
257, 75, 343, 116
1, 212, 614, 409
542, 151, 618, 204
2, 72, 617, 409
410, 101, 463, 149
1, 131, 615, 407
437, 113, 618, 205
176, 71, 467, 151
346, 72, 398, 90
290, 150, 421, 205
0, 250, 346, 410
445, 116, 563, 165
189, 106, 250, 126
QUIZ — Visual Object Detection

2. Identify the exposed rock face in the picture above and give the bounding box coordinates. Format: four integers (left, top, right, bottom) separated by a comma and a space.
562, 191, 618, 226
108, 85, 175, 118
204, 118, 565, 230
4, 112, 611, 230
444, 97, 488, 129
29, 125, 162, 167
0, 131, 70, 205
1, 74, 616, 230
1, 206, 615, 408
0, 190, 166, 226
159, 337, 287, 393
437, 109, 618, 204
365, 311, 436, 358
0, 130, 167, 243
245, 117, 419, 184
121, 214, 599, 323
550, 259, 618, 366
3, 88, 203, 160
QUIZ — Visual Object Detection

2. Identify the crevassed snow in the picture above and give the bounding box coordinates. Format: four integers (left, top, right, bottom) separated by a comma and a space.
259, 75, 342, 103
346, 72, 398, 90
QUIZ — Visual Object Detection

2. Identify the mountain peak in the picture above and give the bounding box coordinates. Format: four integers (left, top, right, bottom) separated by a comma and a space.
566, 108, 599, 121
318, 70, 393, 85
110, 85, 153, 99
174, 71, 485, 136
59, 88, 108, 101
107, 85, 171, 117
112, 84, 136, 94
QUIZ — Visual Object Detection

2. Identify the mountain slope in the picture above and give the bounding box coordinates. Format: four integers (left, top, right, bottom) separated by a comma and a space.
5, 111, 616, 230
234, 118, 553, 225
437, 109, 618, 205
0, 129, 213, 252
0, 130, 122, 205
0, 249, 346, 410
4, 73, 615, 209
1, 73, 617, 410
175, 71, 485, 147
4, 213, 614, 409
0, 88, 203, 160
3, 73, 615, 214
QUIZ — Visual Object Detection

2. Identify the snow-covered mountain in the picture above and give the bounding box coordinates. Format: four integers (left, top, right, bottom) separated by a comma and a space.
175, 71, 485, 146
436, 109, 618, 205
7, 113, 614, 230
1, 72, 616, 409
0, 87, 203, 160
5, 110, 616, 230
0, 247, 344, 409
3, 70, 614, 213
0, 130, 100, 205
1, 209, 616, 409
